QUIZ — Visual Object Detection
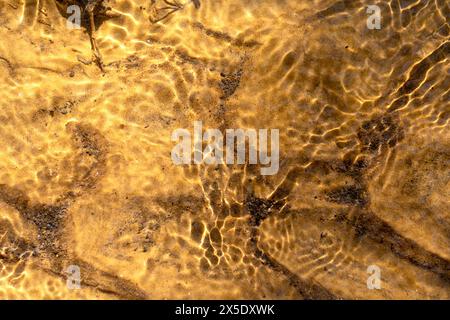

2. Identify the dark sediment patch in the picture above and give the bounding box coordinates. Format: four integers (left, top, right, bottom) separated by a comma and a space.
66, 122, 109, 192
68, 258, 149, 299
357, 114, 404, 153
156, 194, 206, 214
192, 22, 260, 48
0, 121, 138, 298
396, 41, 449, 97
245, 195, 275, 227
315, 0, 361, 19
0, 218, 36, 262
334, 209, 450, 283
325, 185, 367, 207
0, 123, 108, 256
245, 193, 338, 299
219, 69, 243, 100
0, 184, 66, 256
249, 228, 337, 300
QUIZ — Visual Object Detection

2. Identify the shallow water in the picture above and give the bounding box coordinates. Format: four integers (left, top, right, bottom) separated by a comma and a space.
0, 0, 449, 299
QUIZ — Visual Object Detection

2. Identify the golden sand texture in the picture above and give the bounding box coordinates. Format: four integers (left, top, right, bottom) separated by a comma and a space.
0, 0, 449, 299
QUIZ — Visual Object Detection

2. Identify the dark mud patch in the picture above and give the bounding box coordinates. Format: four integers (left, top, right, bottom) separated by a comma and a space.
244, 192, 338, 299
0, 219, 36, 262
325, 185, 368, 207
219, 69, 243, 100
249, 228, 337, 300
193, 22, 261, 48
315, 0, 361, 19
67, 122, 109, 192
0, 122, 108, 260
32, 100, 78, 124
25, 204, 66, 256
334, 209, 450, 282
245, 195, 275, 227
0, 184, 66, 256
357, 113, 404, 153
396, 41, 450, 97
156, 194, 206, 214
